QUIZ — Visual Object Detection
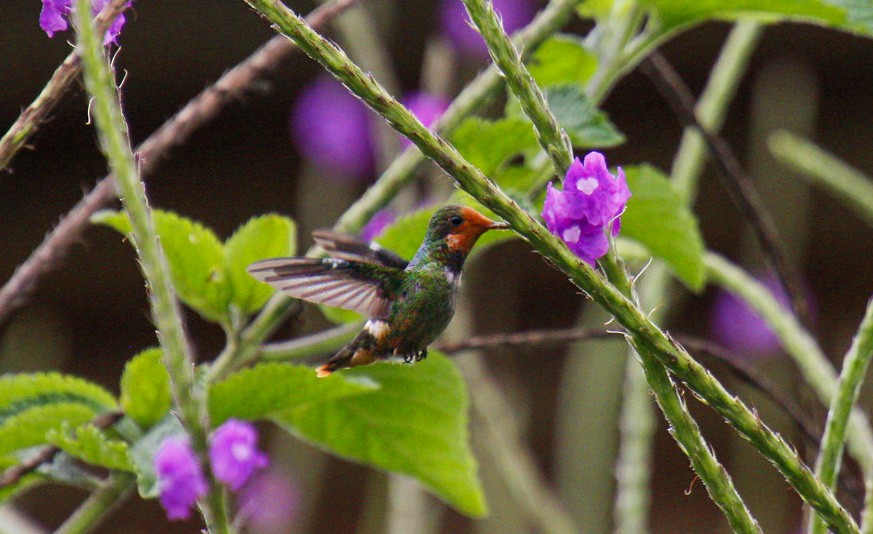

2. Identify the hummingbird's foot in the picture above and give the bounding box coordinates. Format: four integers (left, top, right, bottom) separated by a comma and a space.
402, 353, 414, 364
414, 349, 428, 362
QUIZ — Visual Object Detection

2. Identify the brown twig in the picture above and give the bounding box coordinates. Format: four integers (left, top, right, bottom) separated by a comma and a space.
0, 410, 124, 489
639, 52, 810, 326
0, 0, 363, 326
0, 0, 131, 173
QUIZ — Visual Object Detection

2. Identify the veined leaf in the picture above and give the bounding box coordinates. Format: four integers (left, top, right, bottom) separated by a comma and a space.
621, 165, 706, 291
374, 208, 433, 262
225, 214, 297, 314
528, 34, 597, 87
274, 353, 486, 517
120, 348, 171, 429
0, 373, 116, 414
450, 117, 537, 176
207, 362, 379, 425
48, 423, 134, 472
0, 403, 97, 456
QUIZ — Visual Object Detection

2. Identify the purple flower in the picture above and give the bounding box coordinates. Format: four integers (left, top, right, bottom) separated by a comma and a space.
237, 469, 301, 534
541, 152, 630, 266
154, 438, 208, 521
711, 273, 793, 357
208, 419, 269, 491
401, 92, 449, 148
439, 0, 538, 59
360, 209, 397, 242
39, 0, 128, 45
290, 75, 376, 182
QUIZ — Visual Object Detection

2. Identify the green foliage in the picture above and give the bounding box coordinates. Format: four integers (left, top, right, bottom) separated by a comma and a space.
94, 210, 297, 324
528, 34, 598, 87
451, 117, 538, 176
48, 423, 134, 472
224, 214, 297, 314
120, 348, 171, 429
273, 353, 486, 517
207, 362, 378, 425
621, 165, 707, 291
0, 403, 97, 455
375, 208, 434, 261
128, 415, 185, 498
0, 372, 117, 413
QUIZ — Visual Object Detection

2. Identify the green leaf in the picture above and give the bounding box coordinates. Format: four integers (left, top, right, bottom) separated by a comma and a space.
274, 353, 486, 517
319, 305, 365, 325
507, 84, 624, 149
93, 209, 230, 323
621, 165, 706, 291
208, 362, 378, 425
47, 424, 134, 472
0, 373, 116, 413
225, 214, 297, 314
493, 165, 543, 194
120, 348, 171, 429
128, 415, 185, 498
528, 34, 597, 87
450, 117, 538, 176
0, 403, 97, 455
374, 208, 433, 261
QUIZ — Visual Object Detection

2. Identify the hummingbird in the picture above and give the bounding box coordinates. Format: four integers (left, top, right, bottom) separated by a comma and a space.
248, 205, 509, 376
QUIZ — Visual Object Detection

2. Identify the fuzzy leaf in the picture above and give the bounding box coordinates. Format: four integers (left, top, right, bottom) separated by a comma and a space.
93, 209, 230, 323
507, 84, 624, 149
47, 423, 134, 472
120, 348, 171, 429
0, 373, 116, 413
208, 362, 378, 425
621, 165, 706, 291
129, 415, 185, 498
374, 208, 433, 262
273, 353, 486, 517
225, 214, 297, 314
528, 34, 597, 87
0, 403, 97, 455
450, 117, 537, 176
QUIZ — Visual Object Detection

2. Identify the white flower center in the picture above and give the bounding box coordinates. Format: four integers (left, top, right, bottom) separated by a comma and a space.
576, 177, 599, 195
231, 442, 253, 462
562, 225, 581, 244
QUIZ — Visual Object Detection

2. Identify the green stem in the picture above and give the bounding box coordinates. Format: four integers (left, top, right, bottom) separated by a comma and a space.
73, 4, 229, 532
706, 252, 873, 476
241, 1, 856, 530
54, 473, 135, 534
261, 322, 363, 361
768, 131, 873, 229
810, 298, 873, 534
461, 0, 572, 173
601, 252, 760, 533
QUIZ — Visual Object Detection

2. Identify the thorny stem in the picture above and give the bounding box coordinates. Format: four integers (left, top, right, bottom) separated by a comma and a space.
73, 2, 229, 532
242, 0, 857, 530
810, 299, 873, 534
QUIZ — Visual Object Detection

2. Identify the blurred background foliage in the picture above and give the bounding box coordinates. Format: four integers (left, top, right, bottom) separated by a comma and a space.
2, 0, 873, 532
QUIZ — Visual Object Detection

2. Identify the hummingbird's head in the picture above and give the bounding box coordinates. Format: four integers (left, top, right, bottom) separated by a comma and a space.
426, 205, 510, 257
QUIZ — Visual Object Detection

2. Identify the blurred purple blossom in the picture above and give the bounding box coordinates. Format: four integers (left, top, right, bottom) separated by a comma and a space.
541, 152, 630, 266
291, 75, 375, 182
208, 419, 269, 491
154, 438, 208, 521
439, 0, 538, 59
711, 273, 796, 357
360, 209, 397, 242
402, 92, 450, 147
237, 468, 301, 534
40, 0, 129, 45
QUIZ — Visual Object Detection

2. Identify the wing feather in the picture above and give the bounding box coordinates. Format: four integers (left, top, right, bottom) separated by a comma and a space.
312, 229, 409, 269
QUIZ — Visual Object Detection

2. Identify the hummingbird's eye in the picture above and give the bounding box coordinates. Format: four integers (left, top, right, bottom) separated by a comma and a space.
449, 215, 463, 227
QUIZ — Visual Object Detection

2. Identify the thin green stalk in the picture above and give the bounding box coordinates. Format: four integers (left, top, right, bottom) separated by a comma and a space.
241, 1, 856, 529
769, 131, 873, 229
602, 252, 760, 533
671, 21, 763, 201
706, 252, 873, 476
461, 0, 572, 173
261, 321, 362, 360
73, 4, 229, 533
810, 298, 873, 534
54, 473, 135, 534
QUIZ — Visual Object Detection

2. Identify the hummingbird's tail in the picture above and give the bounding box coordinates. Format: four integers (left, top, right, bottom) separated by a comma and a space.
316, 347, 355, 377
316, 328, 380, 377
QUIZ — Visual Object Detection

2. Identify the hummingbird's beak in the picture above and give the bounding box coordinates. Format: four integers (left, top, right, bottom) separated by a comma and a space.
487, 221, 510, 230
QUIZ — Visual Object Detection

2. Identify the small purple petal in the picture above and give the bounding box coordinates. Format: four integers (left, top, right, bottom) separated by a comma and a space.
209, 419, 269, 491
237, 469, 301, 534
541, 152, 630, 265
290, 75, 375, 182
360, 209, 396, 242
40, 0, 71, 37
155, 438, 208, 521
439, 0, 538, 59
402, 92, 449, 147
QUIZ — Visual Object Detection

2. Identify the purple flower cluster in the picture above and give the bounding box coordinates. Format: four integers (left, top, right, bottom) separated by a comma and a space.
541, 152, 630, 266
154, 419, 269, 521
439, 0, 538, 59
39, 0, 128, 45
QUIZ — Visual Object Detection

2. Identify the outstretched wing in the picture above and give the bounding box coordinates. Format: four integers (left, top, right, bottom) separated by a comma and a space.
247, 257, 403, 319
312, 229, 409, 270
